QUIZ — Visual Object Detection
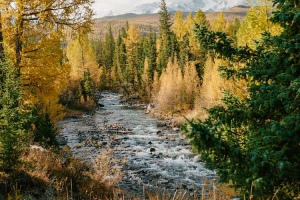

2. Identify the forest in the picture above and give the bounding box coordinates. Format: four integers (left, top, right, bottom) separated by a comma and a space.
0, 0, 300, 199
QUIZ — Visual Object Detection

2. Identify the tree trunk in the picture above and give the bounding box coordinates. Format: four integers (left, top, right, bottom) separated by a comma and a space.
0, 11, 4, 84
15, 19, 23, 78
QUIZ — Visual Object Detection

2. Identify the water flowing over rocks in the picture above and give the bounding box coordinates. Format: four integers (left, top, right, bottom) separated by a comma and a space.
58, 92, 216, 199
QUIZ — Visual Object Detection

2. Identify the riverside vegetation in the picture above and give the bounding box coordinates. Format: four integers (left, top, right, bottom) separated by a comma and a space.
0, 0, 299, 199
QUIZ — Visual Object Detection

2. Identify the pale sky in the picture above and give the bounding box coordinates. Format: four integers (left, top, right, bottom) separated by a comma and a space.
93, 0, 157, 18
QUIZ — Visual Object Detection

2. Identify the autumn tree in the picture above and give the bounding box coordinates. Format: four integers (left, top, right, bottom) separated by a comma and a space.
236, 1, 282, 48
0, 0, 94, 122
141, 58, 151, 100
157, 58, 183, 115
212, 12, 227, 32
183, 62, 200, 110
172, 10, 186, 42
66, 37, 100, 103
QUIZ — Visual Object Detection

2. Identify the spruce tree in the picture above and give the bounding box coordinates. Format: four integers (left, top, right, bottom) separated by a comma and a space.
147, 26, 157, 82
157, 0, 175, 75
0, 59, 31, 172
182, 0, 300, 198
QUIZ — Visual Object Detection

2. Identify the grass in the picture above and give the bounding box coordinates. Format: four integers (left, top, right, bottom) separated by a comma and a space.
0, 146, 119, 199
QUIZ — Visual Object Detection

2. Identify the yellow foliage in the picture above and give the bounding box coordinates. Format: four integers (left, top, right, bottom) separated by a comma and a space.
172, 10, 187, 42
183, 62, 200, 110
195, 55, 248, 120
212, 12, 227, 32
156, 58, 183, 115
0, 0, 94, 122
142, 58, 151, 100
66, 38, 100, 85
237, 1, 283, 48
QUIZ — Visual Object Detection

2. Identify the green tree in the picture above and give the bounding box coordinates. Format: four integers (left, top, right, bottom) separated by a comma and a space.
182, 0, 300, 198
0, 59, 31, 172
157, 0, 178, 75
147, 26, 157, 82
102, 24, 115, 87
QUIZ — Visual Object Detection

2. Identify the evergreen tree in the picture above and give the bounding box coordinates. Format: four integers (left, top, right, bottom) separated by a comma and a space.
123, 23, 140, 92
147, 26, 157, 82
182, 0, 300, 198
0, 59, 31, 172
157, 0, 176, 75
102, 24, 115, 87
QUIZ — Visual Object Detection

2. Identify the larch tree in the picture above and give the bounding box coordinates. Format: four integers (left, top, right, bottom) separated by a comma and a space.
141, 58, 151, 100
183, 62, 200, 110
172, 10, 186, 42
157, 58, 183, 115
236, 1, 282, 48
0, 0, 94, 122
212, 12, 227, 32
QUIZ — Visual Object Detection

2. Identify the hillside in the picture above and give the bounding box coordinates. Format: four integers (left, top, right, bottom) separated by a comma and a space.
91, 5, 250, 39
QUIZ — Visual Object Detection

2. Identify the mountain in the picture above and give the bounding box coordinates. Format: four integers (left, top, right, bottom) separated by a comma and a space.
127, 0, 255, 16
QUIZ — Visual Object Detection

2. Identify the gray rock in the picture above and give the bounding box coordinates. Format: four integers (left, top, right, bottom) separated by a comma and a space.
57, 137, 67, 146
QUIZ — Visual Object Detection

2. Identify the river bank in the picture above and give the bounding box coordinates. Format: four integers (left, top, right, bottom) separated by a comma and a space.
58, 92, 216, 199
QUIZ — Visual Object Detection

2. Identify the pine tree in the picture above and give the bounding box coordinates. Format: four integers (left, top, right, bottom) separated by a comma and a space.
182, 0, 300, 198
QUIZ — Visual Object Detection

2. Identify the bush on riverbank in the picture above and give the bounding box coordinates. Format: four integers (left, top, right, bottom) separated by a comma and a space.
0, 147, 117, 199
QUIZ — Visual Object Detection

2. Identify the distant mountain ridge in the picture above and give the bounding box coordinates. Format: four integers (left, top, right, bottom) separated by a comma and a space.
103, 0, 256, 17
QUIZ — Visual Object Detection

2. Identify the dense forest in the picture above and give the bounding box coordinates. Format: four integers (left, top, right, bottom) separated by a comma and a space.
1, 0, 300, 199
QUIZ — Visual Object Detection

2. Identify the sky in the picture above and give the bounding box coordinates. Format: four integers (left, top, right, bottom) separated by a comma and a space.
93, 0, 157, 18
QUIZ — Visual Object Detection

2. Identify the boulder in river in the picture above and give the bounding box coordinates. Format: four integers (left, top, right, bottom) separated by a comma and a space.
150, 147, 155, 152
157, 122, 166, 127
98, 103, 105, 107
57, 137, 67, 146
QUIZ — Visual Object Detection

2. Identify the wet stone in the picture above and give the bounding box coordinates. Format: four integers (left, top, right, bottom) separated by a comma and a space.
58, 92, 215, 199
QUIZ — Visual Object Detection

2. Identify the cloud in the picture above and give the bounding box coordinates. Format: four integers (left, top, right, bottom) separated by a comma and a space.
93, 0, 157, 18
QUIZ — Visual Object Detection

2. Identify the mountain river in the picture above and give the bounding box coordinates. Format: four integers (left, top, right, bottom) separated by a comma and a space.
58, 92, 216, 198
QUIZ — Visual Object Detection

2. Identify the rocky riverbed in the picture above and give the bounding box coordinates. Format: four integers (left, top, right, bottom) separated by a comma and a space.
58, 92, 216, 199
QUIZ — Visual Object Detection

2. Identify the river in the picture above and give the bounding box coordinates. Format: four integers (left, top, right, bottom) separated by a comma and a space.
58, 92, 215, 198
